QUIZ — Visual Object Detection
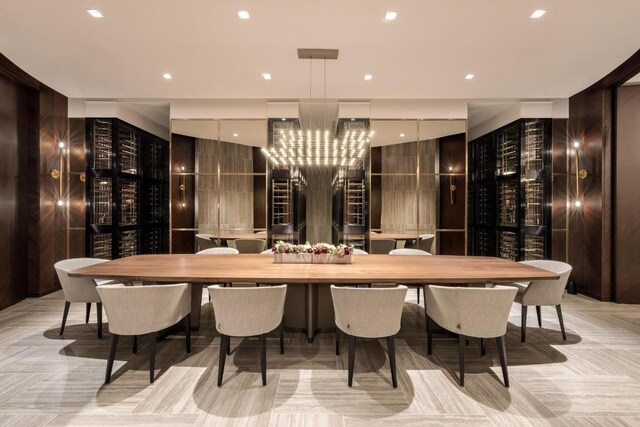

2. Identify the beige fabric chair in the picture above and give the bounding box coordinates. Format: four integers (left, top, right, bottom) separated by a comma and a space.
97, 283, 192, 384
233, 238, 267, 254
54, 258, 113, 339
197, 247, 239, 255
331, 285, 408, 388
195, 234, 217, 252
261, 249, 274, 255
369, 238, 396, 254
406, 234, 435, 253
389, 248, 431, 303
425, 285, 517, 387
351, 248, 368, 255
512, 260, 573, 342
208, 285, 287, 387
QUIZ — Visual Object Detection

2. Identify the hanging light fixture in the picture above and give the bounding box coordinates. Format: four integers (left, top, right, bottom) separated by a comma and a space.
262, 49, 372, 168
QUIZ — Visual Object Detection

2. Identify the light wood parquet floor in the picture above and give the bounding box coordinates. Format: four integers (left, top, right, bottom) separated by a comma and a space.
0, 290, 639, 426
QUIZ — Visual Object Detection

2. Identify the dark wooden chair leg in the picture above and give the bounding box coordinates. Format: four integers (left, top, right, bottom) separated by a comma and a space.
416, 286, 420, 304
427, 315, 433, 355
279, 320, 285, 355
458, 334, 466, 386
556, 304, 567, 340
149, 333, 157, 383
521, 305, 528, 342
259, 333, 267, 386
217, 334, 228, 387
226, 336, 231, 355
60, 301, 71, 335
97, 303, 103, 339
423, 285, 429, 333
480, 338, 486, 356
496, 335, 509, 387
386, 336, 398, 388
105, 334, 119, 384
335, 328, 340, 356
536, 305, 542, 327
85, 303, 91, 324
348, 335, 356, 387
184, 314, 191, 353
133, 335, 137, 353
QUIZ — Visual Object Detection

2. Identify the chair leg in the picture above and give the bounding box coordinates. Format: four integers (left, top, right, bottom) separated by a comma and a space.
105, 334, 119, 384
226, 336, 231, 355
423, 285, 429, 333
416, 286, 420, 304
386, 336, 398, 388
348, 335, 356, 387
60, 301, 71, 336
218, 335, 228, 387
521, 305, 528, 343
184, 314, 191, 353
97, 303, 103, 339
458, 334, 465, 386
259, 333, 267, 386
85, 303, 91, 324
480, 338, 486, 356
536, 306, 542, 328
335, 328, 340, 356
149, 333, 156, 383
556, 304, 567, 340
279, 319, 285, 355
495, 335, 509, 387
427, 315, 433, 355
133, 335, 137, 354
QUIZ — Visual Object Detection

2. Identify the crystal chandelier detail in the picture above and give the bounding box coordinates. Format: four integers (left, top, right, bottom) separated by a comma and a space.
262, 49, 372, 168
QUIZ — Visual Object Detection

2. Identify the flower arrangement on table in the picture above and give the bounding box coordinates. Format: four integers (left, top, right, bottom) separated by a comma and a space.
271, 241, 353, 264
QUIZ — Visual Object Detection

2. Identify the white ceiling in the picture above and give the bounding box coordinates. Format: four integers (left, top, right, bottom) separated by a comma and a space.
1, 1, 639, 100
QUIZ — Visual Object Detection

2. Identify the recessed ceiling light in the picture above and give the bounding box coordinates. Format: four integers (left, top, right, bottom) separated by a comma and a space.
233, 133, 239, 137
262, 73, 272, 80
465, 74, 475, 80
86, 9, 103, 18
237, 10, 250, 20
162, 73, 172, 80
384, 11, 398, 21
364, 74, 373, 81
530, 9, 547, 19
400, 133, 405, 137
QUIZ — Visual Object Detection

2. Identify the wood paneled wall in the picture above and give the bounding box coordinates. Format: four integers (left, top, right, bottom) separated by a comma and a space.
614, 84, 640, 303
170, 133, 195, 253
306, 169, 333, 243
437, 133, 466, 255
551, 119, 569, 263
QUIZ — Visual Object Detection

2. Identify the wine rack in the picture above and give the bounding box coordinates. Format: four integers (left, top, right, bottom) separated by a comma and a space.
86, 118, 169, 259
345, 179, 365, 226
468, 119, 551, 260
272, 179, 292, 226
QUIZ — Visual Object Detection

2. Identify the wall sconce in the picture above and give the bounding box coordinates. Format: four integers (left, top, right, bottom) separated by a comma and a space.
573, 140, 588, 208
178, 165, 187, 208
448, 165, 457, 205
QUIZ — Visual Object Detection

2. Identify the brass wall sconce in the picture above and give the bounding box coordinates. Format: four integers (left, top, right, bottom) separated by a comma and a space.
178, 166, 187, 208
448, 166, 457, 205
50, 168, 61, 180
572, 140, 589, 208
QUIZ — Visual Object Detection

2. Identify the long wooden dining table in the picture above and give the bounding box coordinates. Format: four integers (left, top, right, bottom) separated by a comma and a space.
70, 254, 559, 342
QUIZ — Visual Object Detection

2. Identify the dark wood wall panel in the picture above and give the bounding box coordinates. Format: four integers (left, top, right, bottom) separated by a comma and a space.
438, 133, 466, 254
614, 84, 640, 303
68, 118, 86, 258
170, 133, 195, 253
551, 119, 568, 262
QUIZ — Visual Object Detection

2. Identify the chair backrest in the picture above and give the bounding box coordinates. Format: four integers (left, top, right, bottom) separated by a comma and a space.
97, 283, 191, 335
518, 260, 573, 306
197, 247, 239, 255
416, 234, 435, 253
233, 239, 267, 254
195, 234, 217, 252
330, 285, 408, 338
426, 285, 517, 339
54, 258, 108, 303
369, 238, 396, 254
208, 285, 287, 336
351, 248, 368, 255
389, 248, 432, 256
261, 249, 274, 255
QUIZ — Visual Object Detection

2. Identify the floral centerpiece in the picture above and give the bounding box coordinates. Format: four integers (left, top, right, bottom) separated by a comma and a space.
271, 241, 353, 264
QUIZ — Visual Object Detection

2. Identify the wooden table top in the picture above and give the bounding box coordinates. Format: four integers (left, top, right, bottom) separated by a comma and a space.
70, 254, 559, 285
210, 232, 268, 240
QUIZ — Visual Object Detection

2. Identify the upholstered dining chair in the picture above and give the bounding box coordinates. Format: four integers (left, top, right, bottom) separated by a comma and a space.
195, 234, 217, 252
233, 238, 267, 254
351, 248, 368, 255
425, 285, 517, 387
406, 234, 435, 253
54, 258, 115, 339
369, 238, 397, 254
208, 285, 287, 387
388, 248, 431, 304
261, 249, 274, 255
331, 285, 408, 388
197, 247, 239, 255
512, 260, 573, 343
97, 283, 191, 384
